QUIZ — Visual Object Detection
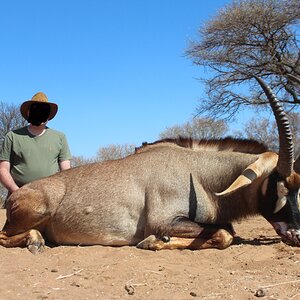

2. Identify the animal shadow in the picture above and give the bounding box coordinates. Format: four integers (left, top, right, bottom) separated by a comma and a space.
233, 235, 281, 246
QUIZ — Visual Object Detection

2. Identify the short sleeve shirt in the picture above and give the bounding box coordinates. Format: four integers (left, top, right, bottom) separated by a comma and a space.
0, 126, 72, 187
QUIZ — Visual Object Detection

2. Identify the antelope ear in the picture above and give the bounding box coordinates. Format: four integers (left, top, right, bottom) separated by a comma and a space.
215, 152, 278, 197
215, 172, 254, 196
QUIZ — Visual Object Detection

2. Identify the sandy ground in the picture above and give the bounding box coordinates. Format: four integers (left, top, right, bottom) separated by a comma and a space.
1, 209, 300, 300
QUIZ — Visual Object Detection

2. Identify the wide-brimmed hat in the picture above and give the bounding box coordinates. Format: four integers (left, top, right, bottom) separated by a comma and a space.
20, 92, 58, 121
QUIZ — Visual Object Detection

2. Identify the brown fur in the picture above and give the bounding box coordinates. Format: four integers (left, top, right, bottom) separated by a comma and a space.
0, 136, 298, 253
286, 172, 300, 190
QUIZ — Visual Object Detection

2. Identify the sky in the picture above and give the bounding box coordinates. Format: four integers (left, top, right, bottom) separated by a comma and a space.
0, 0, 236, 158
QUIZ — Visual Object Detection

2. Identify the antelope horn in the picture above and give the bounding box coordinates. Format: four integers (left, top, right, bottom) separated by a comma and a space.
254, 76, 294, 178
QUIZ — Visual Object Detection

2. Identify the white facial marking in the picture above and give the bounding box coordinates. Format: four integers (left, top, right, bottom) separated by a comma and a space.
273, 182, 288, 213
277, 181, 288, 198
274, 197, 287, 214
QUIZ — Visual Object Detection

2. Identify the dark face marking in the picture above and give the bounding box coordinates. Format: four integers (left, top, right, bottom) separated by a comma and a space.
242, 169, 257, 181
285, 188, 300, 229
259, 171, 281, 220
260, 170, 300, 246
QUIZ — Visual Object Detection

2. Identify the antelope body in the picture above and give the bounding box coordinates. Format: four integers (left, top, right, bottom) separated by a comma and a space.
1, 77, 300, 253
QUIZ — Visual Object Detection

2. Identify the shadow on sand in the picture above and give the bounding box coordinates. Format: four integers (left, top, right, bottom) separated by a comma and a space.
233, 235, 282, 246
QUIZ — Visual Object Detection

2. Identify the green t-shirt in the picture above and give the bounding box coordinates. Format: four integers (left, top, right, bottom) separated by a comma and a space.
0, 126, 72, 187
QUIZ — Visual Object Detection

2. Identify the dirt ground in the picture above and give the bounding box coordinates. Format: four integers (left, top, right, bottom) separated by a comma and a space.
1, 209, 300, 300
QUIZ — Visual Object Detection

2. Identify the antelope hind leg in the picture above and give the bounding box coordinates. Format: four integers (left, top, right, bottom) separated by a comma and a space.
137, 218, 234, 250
0, 229, 45, 254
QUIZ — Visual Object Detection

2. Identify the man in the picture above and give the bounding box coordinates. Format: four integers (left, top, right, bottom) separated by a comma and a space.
0, 92, 72, 197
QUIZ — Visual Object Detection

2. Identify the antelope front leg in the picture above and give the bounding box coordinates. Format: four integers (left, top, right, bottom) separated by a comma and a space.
137, 229, 233, 250
0, 229, 45, 254
137, 218, 234, 250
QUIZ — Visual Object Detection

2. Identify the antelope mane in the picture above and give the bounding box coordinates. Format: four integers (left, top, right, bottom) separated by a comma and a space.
135, 137, 268, 155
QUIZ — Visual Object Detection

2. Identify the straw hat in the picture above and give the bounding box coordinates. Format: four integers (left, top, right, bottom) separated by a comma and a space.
20, 92, 58, 121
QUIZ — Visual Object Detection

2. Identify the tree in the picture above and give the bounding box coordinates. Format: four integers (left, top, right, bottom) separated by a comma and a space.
234, 112, 300, 151
71, 144, 136, 167
0, 101, 27, 147
95, 144, 135, 162
159, 118, 228, 139
71, 155, 96, 167
187, 0, 300, 118
234, 117, 278, 150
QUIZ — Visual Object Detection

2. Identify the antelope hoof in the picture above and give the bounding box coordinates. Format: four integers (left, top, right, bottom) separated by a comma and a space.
136, 235, 165, 250
26, 230, 45, 254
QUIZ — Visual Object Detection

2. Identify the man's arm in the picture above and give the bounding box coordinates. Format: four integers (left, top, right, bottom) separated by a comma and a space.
0, 161, 19, 193
59, 160, 71, 171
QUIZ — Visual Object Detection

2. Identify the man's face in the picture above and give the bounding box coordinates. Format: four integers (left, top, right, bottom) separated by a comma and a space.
27, 103, 51, 126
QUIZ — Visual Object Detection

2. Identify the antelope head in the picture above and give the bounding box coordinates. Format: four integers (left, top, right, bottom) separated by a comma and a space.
217, 76, 300, 246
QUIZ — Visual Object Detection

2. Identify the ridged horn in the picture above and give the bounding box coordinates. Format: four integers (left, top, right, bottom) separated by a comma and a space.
254, 76, 294, 178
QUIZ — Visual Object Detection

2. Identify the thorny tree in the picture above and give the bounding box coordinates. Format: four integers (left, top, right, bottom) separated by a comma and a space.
187, 0, 300, 118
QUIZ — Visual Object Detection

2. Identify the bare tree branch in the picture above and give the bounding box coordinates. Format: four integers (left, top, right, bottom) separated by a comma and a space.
0, 101, 27, 148
187, 0, 300, 118
159, 118, 228, 139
